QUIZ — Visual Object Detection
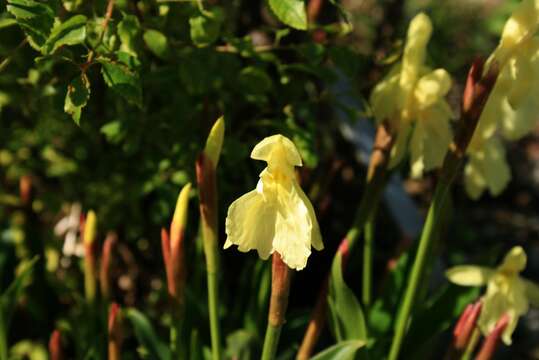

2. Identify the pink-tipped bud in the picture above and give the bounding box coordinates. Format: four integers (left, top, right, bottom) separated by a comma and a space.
100, 232, 118, 300
108, 303, 123, 360
476, 314, 510, 360
161, 228, 174, 296
49, 330, 63, 360
453, 301, 482, 350
338, 238, 350, 270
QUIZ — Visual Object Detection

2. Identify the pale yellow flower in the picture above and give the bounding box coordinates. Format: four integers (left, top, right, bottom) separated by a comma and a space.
446, 246, 539, 345
370, 13, 453, 178
224, 135, 323, 270
473, 0, 539, 142
464, 136, 511, 199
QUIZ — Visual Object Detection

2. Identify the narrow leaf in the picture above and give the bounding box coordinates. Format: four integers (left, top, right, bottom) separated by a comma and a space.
328, 252, 368, 341
125, 308, 171, 360
1, 256, 39, 327
268, 0, 307, 30
311, 340, 366, 360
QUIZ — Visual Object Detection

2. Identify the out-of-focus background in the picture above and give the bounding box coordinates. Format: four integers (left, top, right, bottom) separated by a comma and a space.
1, 0, 538, 358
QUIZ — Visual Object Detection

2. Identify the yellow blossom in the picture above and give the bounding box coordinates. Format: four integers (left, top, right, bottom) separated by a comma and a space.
464, 136, 511, 199
370, 13, 454, 178
446, 246, 539, 345
473, 0, 539, 142
224, 135, 323, 270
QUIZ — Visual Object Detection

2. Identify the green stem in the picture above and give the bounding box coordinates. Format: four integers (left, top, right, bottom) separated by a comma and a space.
170, 309, 184, 359
261, 323, 282, 360
206, 268, 221, 360
388, 180, 451, 360
461, 328, 480, 360
0, 308, 7, 360
362, 216, 375, 307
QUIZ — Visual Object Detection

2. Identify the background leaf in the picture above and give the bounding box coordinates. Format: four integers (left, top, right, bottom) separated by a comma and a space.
328, 252, 368, 342
42, 15, 87, 54
64, 73, 90, 125
6, 0, 54, 49
99, 59, 142, 107
268, 0, 308, 30
310, 340, 366, 360
125, 308, 171, 360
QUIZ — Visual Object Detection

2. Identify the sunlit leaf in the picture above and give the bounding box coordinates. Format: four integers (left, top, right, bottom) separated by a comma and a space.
42, 15, 87, 54
143, 29, 169, 59
268, 0, 307, 30
99, 59, 142, 107
6, 0, 54, 49
311, 340, 366, 360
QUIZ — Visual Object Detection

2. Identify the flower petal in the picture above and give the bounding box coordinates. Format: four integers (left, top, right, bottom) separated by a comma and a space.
414, 69, 452, 109
251, 134, 302, 167
296, 184, 323, 251
271, 183, 314, 270
499, 246, 527, 274
224, 186, 275, 259
446, 266, 494, 286
401, 13, 432, 88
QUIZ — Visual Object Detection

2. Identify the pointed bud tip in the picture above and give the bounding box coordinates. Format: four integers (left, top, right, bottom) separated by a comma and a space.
83, 210, 97, 245
204, 116, 225, 168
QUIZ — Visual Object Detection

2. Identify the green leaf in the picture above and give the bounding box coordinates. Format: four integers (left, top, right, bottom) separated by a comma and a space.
268, 0, 307, 30
117, 14, 140, 56
99, 59, 142, 107
189, 8, 224, 47
328, 251, 368, 342
1, 257, 39, 328
143, 29, 169, 59
238, 66, 272, 94
6, 0, 54, 49
42, 15, 87, 54
64, 73, 90, 125
125, 308, 171, 360
311, 340, 366, 360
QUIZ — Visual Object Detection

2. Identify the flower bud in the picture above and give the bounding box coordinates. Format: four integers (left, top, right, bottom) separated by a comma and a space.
108, 303, 123, 360
476, 314, 510, 360
49, 329, 63, 360
100, 232, 118, 300
203, 116, 225, 168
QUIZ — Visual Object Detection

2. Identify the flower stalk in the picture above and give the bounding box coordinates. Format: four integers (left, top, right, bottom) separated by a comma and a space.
297, 123, 393, 359
196, 117, 224, 360
162, 182, 191, 357
108, 303, 123, 360
100, 231, 117, 300
475, 314, 509, 360
83, 210, 98, 303
388, 58, 499, 360
261, 253, 293, 360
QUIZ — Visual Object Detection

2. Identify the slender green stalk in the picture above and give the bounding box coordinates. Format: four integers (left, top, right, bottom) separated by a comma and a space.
362, 216, 375, 307
388, 180, 450, 360
206, 264, 221, 360
461, 328, 480, 360
0, 308, 7, 360
261, 324, 282, 360
387, 58, 499, 360
170, 309, 185, 359
197, 117, 224, 360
